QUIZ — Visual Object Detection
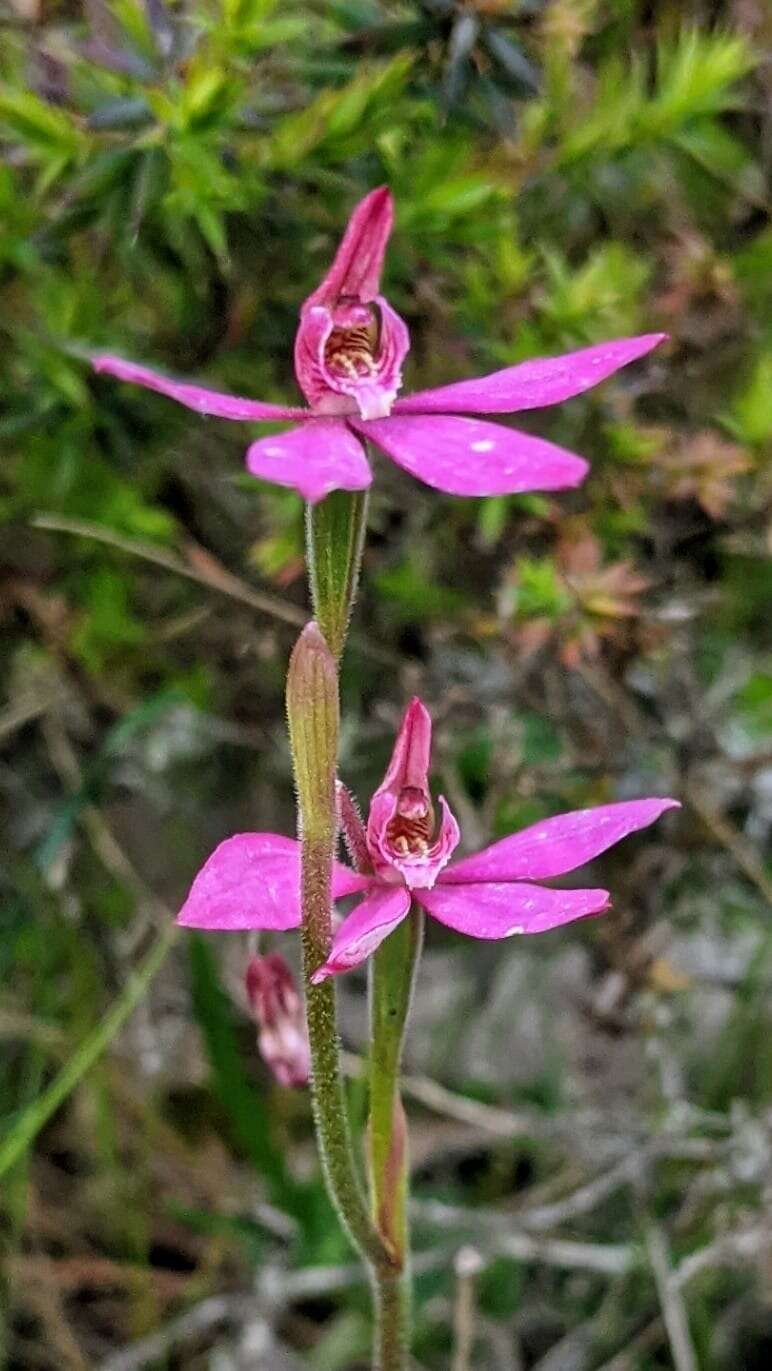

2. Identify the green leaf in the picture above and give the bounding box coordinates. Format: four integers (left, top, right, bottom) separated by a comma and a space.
735, 674, 772, 741
375, 558, 467, 623
673, 121, 761, 199
0, 923, 178, 1181
0, 90, 87, 169
724, 354, 772, 447
265, 56, 413, 169
733, 228, 772, 335
539, 243, 649, 342
70, 567, 148, 674
643, 30, 754, 135
510, 557, 570, 620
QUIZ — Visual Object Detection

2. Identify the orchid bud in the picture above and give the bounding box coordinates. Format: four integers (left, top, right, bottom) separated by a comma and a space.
286, 622, 339, 841
245, 954, 310, 1088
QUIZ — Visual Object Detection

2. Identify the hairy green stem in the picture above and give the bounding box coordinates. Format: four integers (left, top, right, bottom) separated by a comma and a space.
306, 488, 369, 659
369, 912, 422, 1256
297, 485, 417, 1368
369, 909, 424, 1367
286, 623, 387, 1269
374, 1267, 411, 1371
299, 841, 387, 1267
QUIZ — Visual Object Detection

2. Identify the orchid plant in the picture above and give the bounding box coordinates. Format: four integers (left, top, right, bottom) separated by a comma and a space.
95, 189, 676, 1371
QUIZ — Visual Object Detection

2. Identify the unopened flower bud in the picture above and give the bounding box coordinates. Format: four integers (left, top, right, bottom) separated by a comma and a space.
286, 622, 339, 841
245, 954, 310, 1088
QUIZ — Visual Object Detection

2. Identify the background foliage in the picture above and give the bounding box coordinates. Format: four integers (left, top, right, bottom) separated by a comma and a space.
1, 1, 771, 1367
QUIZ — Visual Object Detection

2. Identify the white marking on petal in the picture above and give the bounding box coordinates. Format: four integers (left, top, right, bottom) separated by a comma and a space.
471, 439, 495, 453
506, 924, 525, 937
262, 445, 282, 457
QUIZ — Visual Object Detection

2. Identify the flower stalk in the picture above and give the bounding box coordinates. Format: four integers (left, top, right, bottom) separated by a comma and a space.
296, 490, 419, 1370
368, 910, 422, 1264
306, 487, 369, 660
286, 623, 386, 1269
368, 909, 423, 1368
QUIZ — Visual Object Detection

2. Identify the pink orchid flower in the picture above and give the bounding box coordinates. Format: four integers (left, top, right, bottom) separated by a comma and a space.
178, 698, 679, 981
93, 187, 666, 504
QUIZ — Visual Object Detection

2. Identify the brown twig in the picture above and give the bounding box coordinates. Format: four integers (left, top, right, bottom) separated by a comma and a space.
579, 657, 772, 910
412, 1199, 635, 1276
645, 1224, 698, 1371
673, 1223, 772, 1289
593, 1317, 665, 1371
451, 1246, 484, 1371
0, 690, 59, 744
686, 782, 772, 908
13, 1273, 90, 1371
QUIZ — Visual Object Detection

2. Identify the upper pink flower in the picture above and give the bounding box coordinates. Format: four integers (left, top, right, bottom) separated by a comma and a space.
177, 698, 679, 982
92, 187, 667, 504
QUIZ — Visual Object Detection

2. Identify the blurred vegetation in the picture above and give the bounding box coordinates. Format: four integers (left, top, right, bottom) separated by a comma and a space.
1, 1, 771, 1368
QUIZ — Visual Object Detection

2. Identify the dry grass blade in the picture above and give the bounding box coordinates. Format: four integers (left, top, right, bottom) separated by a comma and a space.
451, 1246, 484, 1371
31, 514, 400, 665
32, 513, 306, 626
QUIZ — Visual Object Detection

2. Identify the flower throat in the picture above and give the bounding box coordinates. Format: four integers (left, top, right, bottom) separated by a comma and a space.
386, 790, 434, 856
324, 301, 381, 381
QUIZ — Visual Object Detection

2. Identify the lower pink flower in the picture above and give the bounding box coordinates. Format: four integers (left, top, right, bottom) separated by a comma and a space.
178, 700, 679, 982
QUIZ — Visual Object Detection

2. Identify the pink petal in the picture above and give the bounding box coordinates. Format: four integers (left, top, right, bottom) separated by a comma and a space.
246, 418, 372, 503
310, 884, 411, 982
92, 355, 308, 422
177, 833, 368, 931
393, 335, 667, 416
416, 881, 610, 938
376, 697, 432, 799
302, 186, 394, 311
353, 415, 588, 496
442, 798, 680, 885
